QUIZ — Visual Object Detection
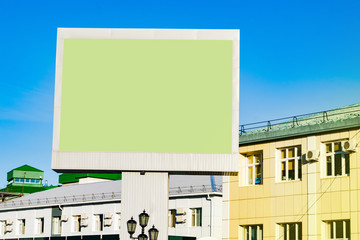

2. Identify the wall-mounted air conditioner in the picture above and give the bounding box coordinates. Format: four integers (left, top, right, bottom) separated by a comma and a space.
61, 215, 68, 222
343, 140, 357, 152
306, 149, 319, 161
104, 212, 113, 219
81, 214, 88, 219
104, 219, 113, 226
175, 215, 186, 223
176, 208, 186, 215
6, 219, 13, 225
5, 226, 13, 232
80, 219, 88, 227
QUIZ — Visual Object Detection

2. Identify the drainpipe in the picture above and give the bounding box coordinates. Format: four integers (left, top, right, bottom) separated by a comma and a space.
206, 194, 212, 237
58, 205, 63, 211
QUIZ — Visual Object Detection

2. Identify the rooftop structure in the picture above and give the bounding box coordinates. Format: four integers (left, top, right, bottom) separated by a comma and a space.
0, 165, 56, 196
239, 103, 360, 145
59, 173, 122, 185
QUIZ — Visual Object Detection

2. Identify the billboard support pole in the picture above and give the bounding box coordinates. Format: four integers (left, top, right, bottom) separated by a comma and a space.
120, 172, 169, 240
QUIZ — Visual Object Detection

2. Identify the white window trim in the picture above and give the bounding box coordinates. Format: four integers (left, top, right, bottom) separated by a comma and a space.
278, 222, 302, 240
190, 208, 201, 227
72, 215, 81, 233
322, 140, 349, 178
277, 146, 302, 182
93, 214, 104, 232
0, 221, 6, 236
246, 154, 263, 186
325, 219, 350, 239
240, 225, 263, 240
52, 216, 61, 235
35, 218, 44, 235
17, 219, 25, 235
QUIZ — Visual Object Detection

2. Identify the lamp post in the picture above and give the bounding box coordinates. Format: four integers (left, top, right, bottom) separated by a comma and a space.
127, 210, 159, 240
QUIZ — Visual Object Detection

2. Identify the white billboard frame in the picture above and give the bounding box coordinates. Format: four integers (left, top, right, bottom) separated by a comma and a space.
52, 28, 239, 174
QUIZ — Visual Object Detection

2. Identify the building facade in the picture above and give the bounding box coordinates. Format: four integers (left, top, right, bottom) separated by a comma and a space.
223, 103, 360, 240
0, 176, 222, 240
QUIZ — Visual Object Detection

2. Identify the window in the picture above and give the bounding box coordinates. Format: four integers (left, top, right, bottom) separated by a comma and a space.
169, 210, 176, 228
72, 215, 81, 232
278, 223, 302, 240
246, 154, 263, 185
241, 225, 263, 240
324, 141, 350, 177
52, 217, 61, 234
326, 220, 350, 239
191, 208, 202, 227
18, 219, 25, 235
0, 221, 6, 235
94, 214, 104, 231
36, 218, 44, 234
278, 146, 302, 181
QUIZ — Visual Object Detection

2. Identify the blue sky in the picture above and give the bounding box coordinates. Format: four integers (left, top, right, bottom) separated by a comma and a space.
0, 0, 360, 187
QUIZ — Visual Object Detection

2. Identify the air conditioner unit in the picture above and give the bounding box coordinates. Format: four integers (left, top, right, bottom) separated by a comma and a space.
81, 214, 88, 219
104, 219, 113, 226
175, 215, 186, 223
80, 219, 88, 227
104, 212, 113, 219
306, 150, 320, 161
61, 215, 68, 222
343, 140, 357, 152
176, 208, 186, 215
5, 226, 13, 232
6, 219, 13, 225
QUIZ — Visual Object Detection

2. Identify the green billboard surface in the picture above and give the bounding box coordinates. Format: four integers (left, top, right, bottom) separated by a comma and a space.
59, 39, 233, 154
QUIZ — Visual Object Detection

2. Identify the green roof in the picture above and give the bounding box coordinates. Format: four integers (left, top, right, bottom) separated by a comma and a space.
0, 185, 57, 194
11, 165, 43, 172
59, 173, 122, 184
239, 103, 360, 145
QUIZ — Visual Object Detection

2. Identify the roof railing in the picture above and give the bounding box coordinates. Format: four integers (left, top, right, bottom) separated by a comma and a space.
239, 104, 360, 135
0, 184, 222, 209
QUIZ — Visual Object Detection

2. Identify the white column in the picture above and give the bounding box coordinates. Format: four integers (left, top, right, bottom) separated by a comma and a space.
120, 172, 169, 240
307, 136, 318, 239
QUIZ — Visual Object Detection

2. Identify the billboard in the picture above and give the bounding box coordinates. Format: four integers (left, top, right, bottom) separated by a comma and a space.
52, 28, 239, 174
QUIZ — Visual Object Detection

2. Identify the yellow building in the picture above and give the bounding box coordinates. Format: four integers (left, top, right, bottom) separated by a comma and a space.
223, 103, 360, 240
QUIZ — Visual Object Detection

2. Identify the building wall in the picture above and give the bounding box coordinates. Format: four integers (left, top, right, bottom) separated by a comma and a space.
0, 194, 222, 240
224, 128, 360, 240
168, 195, 222, 240
61, 202, 122, 237
0, 207, 52, 239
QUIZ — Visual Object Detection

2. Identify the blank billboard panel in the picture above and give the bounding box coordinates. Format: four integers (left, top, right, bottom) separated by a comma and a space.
52, 28, 239, 174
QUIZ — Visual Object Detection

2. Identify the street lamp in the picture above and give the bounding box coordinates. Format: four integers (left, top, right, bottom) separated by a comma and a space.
127, 210, 159, 240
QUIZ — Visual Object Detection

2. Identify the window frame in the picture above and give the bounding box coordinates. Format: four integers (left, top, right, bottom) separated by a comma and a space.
277, 146, 302, 182
35, 217, 44, 234
322, 140, 350, 178
278, 222, 302, 240
0, 220, 6, 236
93, 214, 104, 232
246, 153, 263, 185
240, 224, 263, 240
325, 219, 350, 239
169, 209, 176, 228
72, 215, 81, 233
190, 208, 202, 227
52, 216, 61, 235
18, 219, 26, 235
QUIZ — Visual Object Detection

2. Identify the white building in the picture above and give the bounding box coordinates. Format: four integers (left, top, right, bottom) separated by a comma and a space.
0, 176, 222, 240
